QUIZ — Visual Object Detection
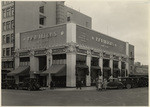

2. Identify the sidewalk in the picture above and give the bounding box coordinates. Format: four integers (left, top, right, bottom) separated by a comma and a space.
41, 86, 96, 91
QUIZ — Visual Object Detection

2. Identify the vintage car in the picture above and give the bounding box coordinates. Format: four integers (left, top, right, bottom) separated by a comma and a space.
107, 78, 124, 89
118, 77, 139, 89
2, 78, 17, 89
16, 78, 40, 91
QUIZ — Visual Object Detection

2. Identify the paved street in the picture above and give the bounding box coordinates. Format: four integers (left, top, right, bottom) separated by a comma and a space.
2, 87, 148, 106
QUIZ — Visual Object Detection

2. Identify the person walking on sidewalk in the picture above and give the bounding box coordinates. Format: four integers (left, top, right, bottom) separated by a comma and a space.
76, 79, 82, 90
103, 78, 107, 90
97, 79, 103, 91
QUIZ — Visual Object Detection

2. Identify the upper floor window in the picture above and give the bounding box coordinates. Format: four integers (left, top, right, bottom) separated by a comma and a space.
6, 48, 10, 56
6, 34, 10, 43
3, 49, 6, 57
11, 6, 14, 16
11, 47, 14, 56
39, 17, 45, 25
3, 22, 6, 31
130, 52, 133, 56
6, 7, 11, 17
3, 35, 6, 44
11, 20, 14, 29
39, 6, 44, 13
6, 21, 11, 30
11, 33, 14, 43
67, 12, 72, 22
2, 9, 6, 18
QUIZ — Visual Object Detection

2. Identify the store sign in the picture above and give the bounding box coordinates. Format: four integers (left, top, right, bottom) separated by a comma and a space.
76, 25, 126, 54
19, 52, 29, 56
52, 48, 66, 54
20, 25, 66, 49
34, 50, 47, 55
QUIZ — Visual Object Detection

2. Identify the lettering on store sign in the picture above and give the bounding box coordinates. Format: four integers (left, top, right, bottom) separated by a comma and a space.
23, 31, 64, 41
92, 36, 117, 47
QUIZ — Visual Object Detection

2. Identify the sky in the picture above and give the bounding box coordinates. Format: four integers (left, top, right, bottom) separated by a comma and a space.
65, 0, 149, 65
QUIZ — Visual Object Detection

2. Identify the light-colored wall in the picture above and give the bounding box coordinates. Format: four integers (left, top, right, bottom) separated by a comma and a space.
65, 6, 92, 29
15, 1, 57, 34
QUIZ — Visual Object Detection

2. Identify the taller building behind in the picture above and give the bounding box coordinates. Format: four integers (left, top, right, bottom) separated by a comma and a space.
1, 1, 92, 81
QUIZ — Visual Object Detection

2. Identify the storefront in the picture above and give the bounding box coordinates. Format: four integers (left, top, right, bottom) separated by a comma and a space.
8, 23, 134, 87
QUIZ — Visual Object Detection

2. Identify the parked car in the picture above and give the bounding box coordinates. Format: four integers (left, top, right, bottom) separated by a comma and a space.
118, 77, 139, 89
2, 78, 17, 89
16, 78, 40, 91
137, 77, 148, 87
107, 78, 124, 89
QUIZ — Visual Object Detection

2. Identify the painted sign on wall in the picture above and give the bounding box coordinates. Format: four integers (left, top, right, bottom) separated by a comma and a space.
76, 25, 126, 54
20, 25, 66, 49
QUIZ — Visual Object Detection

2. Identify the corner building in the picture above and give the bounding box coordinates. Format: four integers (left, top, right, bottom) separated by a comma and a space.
2, 1, 91, 82
8, 23, 134, 87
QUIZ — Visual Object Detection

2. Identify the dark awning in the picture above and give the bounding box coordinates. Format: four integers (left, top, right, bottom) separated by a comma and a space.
76, 64, 88, 68
7, 66, 30, 76
91, 66, 101, 70
42, 64, 66, 76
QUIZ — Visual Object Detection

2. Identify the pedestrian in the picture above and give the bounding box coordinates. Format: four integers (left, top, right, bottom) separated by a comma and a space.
95, 78, 98, 90
103, 78, 107, 90
97, 79, 103, 91
50, 81, 54, 89
109, 75, 113, 82
76, 79, 80, 89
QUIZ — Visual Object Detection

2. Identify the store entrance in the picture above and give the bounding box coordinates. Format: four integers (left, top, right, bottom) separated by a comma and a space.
103, 59, 111, 80
52, 76, 66, 87
76, 68, 87, 87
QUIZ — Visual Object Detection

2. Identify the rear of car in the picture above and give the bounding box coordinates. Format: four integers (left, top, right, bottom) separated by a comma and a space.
107, 78, 124, 89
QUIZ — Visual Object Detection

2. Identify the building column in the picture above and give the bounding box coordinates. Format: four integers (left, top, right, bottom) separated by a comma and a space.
126, 59, 129, 77
14, 52, 19, 69
126, 42, 129, 76
99, 52, 103, 79
86, 50, 91, 86
109, 55, 113, 77
118, 57, 122, 77
66, 44, 76, 87
46, 49, 52, 87
14, 51, 19, 84
30, 51, 39, 78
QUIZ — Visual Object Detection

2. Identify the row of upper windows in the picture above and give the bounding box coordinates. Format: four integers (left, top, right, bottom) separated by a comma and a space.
2, 6, 14, 18
2, 61, 14, 69
2, 1, 14, 6
2, 47, 14, 57
2, 20, 14, 31
2, 33, 14, 44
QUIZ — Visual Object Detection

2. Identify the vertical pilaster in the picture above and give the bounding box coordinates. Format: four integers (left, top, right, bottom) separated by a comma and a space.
126, 59, 129, 77
109, 55, 113, 77
118, 57, 122, 77
66, 52, 76, 87
15, 52, 19, 69
46, 49, 52, 86
30, 51, 39, 78
99, 52, 103, 79
86, 50, 91, 86
66, 23, 77, 87
126, 42, 129, 76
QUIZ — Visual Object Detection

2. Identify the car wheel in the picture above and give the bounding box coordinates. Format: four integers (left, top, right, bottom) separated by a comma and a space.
126, 84, 131, 89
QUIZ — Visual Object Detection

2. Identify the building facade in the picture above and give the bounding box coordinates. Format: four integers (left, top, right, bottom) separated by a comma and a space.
1, 1, 92, 82
8, 23, 134, 87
